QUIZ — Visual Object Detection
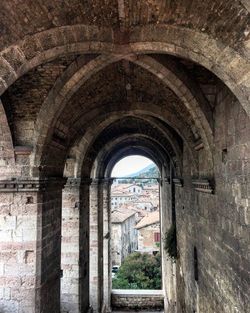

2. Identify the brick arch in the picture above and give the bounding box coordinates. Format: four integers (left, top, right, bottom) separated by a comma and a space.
33, 101, 194, 178
31, 54, 120, 168
66, 110, 199, 181
0, 99, 16, 179
0, 100, 15, 178
240, 0, 250, 11
105, 144, 163, 178
82, 134, 171, 179
126, 54, 213, 160
32, 55, 213, 173
88, 135, 170, 179
71, 103, 194, 146
67, 56, 212, 147
129, 26, 250, 117
68, 106, 192, 161
0, 24, 249, 117
0, 25, 114, 95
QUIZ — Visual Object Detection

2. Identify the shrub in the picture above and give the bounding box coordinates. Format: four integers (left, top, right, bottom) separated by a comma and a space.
112, 252, 161, 289
164, 224, 178, 260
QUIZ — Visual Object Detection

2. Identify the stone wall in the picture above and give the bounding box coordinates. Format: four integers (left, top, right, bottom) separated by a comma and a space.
0, 178, 65, 313
0, 188, 39, 313
175, 85, 250, 313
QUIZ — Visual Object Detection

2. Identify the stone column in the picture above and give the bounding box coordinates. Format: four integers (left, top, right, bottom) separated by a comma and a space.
61, 178, 91, 313
39, 177, 66, 313
101, 179, 112, 313
79, 180, 91, 313
89, 179, 102, 313
0, 177, 65, 313
160, 166, 177, 313
61, 178, 81, 313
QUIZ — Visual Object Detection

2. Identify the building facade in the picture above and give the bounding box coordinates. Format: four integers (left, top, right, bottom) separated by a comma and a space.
111, 210, 138, 265
135, 211, 160, 254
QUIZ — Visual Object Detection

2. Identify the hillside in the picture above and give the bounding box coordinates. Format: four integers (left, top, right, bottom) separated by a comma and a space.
127, 163, 159, 178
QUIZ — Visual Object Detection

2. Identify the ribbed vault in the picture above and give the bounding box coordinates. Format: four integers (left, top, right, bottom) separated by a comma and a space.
79, 116, 182, 178
0, 1, 249, 50
27, 58, 215, 178
0, 3, 249, 313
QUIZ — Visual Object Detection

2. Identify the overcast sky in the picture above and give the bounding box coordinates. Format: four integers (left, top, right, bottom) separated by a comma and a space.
111, 155, 154, 177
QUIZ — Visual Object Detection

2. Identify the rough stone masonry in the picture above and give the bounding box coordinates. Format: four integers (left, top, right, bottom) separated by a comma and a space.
0, 1, 249, 313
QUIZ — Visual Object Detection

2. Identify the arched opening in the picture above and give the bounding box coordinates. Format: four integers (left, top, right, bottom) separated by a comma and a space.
83, 121, 179, 312
0, 3, 249, 313
110, 155, 162, 307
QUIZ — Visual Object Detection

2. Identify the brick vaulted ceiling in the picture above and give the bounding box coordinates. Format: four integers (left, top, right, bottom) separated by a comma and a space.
0, 0, 249, 178
0, 0, 249, 51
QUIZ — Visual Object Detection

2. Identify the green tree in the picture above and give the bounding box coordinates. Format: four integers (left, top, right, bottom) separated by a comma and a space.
112, 252, 161, 289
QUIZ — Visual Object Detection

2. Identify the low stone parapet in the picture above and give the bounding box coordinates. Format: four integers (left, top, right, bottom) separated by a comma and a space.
111, 289, 164, 310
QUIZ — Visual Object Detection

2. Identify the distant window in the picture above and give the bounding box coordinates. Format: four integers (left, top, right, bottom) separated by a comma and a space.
154, 232, 160, 242
133, 187, 136, 192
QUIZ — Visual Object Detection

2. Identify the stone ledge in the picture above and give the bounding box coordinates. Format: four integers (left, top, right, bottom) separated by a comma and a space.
0, 177, 67, 192
111, 289, 164, 310
112, 289, 163, 297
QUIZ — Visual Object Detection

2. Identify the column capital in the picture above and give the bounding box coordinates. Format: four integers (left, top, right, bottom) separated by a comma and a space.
64, 178, 81, 188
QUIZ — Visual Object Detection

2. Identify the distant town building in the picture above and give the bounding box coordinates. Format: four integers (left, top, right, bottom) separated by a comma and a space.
111, 182, 160, 263
134, 199, 155, 211
111, 183, 159, 210
111, 193, 134, 209
116, 204, 147, 223
135, 211, 160, 254
127, 184, 143, 194
111, 209, 138, 265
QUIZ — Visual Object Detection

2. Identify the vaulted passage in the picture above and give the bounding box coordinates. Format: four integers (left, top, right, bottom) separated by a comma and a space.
0, 2, 249, 313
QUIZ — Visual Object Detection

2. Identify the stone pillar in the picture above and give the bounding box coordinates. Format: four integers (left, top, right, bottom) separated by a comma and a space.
39, 178, 66, 313
61, 178, 91, 313
89, 179, 102, 313
102, 179, 112, 313
61, 178, 81, 313
0, 177, 65, 313
89, 178, 112, 313
79, 180, 91, 313
160, 166, 177, 313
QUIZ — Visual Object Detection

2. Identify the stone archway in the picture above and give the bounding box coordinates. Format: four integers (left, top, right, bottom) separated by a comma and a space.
0, 3, 249, 313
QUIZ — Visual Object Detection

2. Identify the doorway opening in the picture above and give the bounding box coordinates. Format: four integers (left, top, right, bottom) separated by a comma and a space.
110, 155, 162, 291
